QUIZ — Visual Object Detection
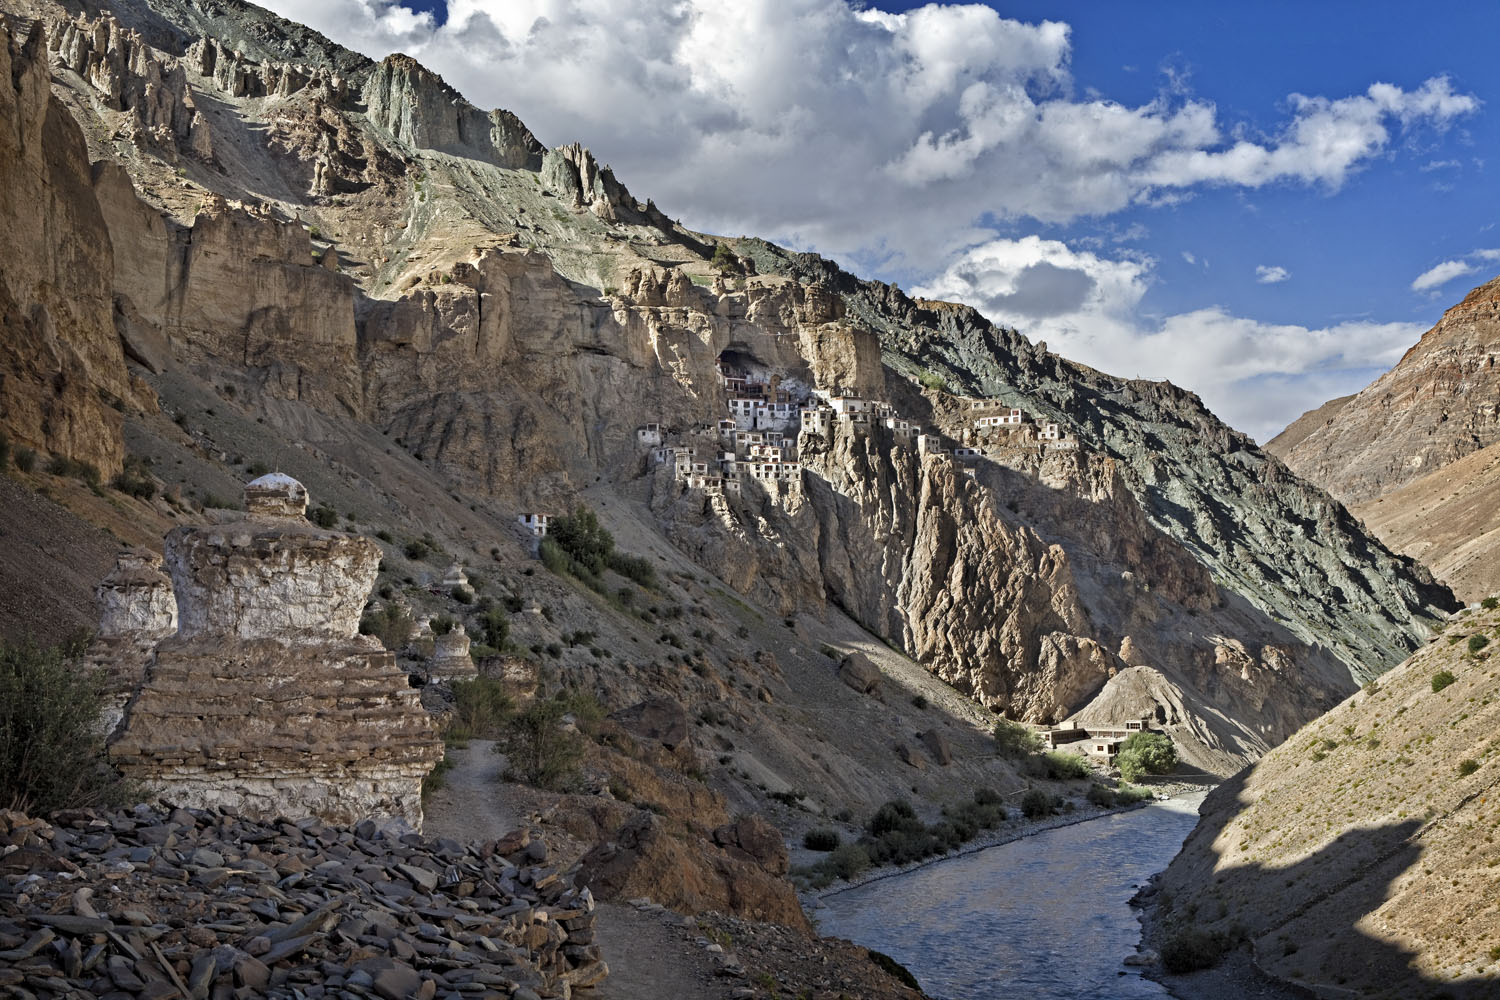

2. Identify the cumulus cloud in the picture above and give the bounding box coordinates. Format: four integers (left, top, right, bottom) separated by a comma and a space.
1412, 258, 1479, 292
914, 238, 1423, 442
1255, 265, 1290, 283
257, 0, 1478, 270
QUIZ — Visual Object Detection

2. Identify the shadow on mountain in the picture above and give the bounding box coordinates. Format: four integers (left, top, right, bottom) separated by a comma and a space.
1159, 769, 1495, 998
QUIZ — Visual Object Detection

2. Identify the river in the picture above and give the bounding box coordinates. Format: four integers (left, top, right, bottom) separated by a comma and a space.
813, 793, 1206, 1000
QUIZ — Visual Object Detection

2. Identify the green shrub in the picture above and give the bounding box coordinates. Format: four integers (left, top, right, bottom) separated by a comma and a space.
497, 699, 585, 790
824, 843, 871, 880
1160, 929, 1230, 973
447, 676, 514, 740
358, 603, 415, 651
1021, 788, 1057, 819
1432, 670, 1457, 693
1482, 597, 1499, 611
803, 828, 841, 852
245, 461, 271, 477
308, 504, 339, 528
607, 551, 657, 588
911, 693, 928, 709
868, 798, 920, 837
994, 719, 1042, 758
1086, 782, 1117, 807
430, 615, 458, 636
478, 607, 509, 649
917, 371, 946, 392
1044, 750, 1090, 780
549, 505, 614, 576
0, 637, 131, 813
1116, 731, 1177, 782
1468, 634, 1489, 654
711, 242, 739, 274
47, 455, 101, 487
450, 585, 475, 605
14, 447, 36, 473
1459, 759, 1480, 777
111, 456, 155, 501
404, 539, 431, 561
974, 786, 1004, 806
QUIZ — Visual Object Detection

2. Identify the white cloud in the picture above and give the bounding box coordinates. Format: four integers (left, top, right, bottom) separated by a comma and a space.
1255, 264, 1290, 284
257, 0, 1479, 270
1411, 258, 1478, 292
914, 237, 1424, 442
1420, 158, 1460, 171
1181, 251, 1197, 265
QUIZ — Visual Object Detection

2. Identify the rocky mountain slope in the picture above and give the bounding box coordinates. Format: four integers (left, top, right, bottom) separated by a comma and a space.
1148, 601, 1500, 998
1268, 276, 1500, 601
0, 0, 1453, 783
1270, 276, 1500, 505
1349, 440, 1500, 603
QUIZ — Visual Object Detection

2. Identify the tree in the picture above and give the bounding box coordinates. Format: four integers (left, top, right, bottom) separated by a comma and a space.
358, 604, 415, 651
993, 719, 1042, 758
1116, 731, 1176, 782
711, 242, 739, 275
548, 505, 615, 576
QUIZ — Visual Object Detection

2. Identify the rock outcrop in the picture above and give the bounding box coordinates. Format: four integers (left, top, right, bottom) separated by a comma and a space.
364, 53, 542, 168
110, 474, 442, 826
0, 18, 135, 475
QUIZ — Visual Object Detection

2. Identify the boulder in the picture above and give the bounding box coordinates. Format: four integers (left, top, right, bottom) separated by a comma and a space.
712, 813, 789, 876
919, 728, 954, 766
838, 652, 882, 695
610, 696, 690, 750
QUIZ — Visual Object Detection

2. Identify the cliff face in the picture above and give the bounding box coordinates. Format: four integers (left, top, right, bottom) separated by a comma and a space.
0, 20, 136, 475
1271, 277, 1500, 505
0, 0, 1455, 783
1150, 604, 1500, 998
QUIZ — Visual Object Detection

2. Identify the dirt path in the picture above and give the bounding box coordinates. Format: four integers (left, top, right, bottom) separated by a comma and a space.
422, 744, 732, 998
420, 740, 524, 845
590, 903, 733, 1000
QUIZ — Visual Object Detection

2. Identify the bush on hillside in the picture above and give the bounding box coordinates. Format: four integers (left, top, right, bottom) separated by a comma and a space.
111, 456, 156, 501
14, 447, 36, 473
308, 504, 339, 528
993, 719, 1042, 758
1160, 929, 1230, 973
1043, 750, 1090, 780
1021, 788, 1057, 819
803, 828, 841, 852
446, 676, 514, 741
1432, 670, 1457, 693
430, 615, 458, 636
358, 604, 415, 651
497, 699, 585, 790
1467, 634, 1489, 654
0, 637, 131, 814
1482, 596, 1499, 611
47, 455, 101, 488
1459, 758, 1480, 777
1116, 731, 1177, 782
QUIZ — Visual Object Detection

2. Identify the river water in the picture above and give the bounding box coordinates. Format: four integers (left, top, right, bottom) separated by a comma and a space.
814, 794, 1206, 1000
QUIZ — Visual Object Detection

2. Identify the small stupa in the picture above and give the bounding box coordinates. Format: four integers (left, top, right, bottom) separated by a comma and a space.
109, 474, 443, 826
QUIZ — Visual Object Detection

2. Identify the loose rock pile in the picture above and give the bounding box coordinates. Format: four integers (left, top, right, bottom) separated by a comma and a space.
0, 807, 606, 998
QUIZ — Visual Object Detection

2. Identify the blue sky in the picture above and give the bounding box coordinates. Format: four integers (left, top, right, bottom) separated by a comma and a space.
263, 1, 1500, 440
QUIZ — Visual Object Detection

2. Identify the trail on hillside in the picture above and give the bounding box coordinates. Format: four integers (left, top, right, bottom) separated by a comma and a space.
421, 739, 523, 844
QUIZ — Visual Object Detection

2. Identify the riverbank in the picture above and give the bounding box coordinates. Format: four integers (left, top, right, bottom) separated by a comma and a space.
804, 776, 1217, 907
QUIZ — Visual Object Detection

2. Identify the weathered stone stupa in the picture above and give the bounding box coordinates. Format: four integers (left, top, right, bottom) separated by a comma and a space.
109, 474, 443, 826
86, 548, 178, 733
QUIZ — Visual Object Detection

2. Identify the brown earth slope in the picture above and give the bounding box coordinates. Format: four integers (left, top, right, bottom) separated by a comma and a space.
1351, 440, 1500, 603
1149, 603, 1500, 999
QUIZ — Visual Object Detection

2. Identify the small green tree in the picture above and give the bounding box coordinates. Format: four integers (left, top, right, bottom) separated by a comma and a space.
1116, 731, 1176, 782
548, 505, 615, 577
1432, 670, 1457, 693
447, 677, 514, 741
497, 699, 585, 790
478, 606, 509, 649
993, 719, 1042, 758
711, 242, 739, 275
0, 637, 131, 813
1467, 634, 1489, 654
